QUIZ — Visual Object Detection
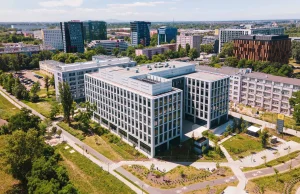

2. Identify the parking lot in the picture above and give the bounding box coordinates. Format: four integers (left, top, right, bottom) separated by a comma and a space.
15, 70, 45, 89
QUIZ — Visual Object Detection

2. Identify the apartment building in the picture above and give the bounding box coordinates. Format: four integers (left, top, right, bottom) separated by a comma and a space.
157, 26, 178, 45
234, 35, 291, 64
85, 61, 230, 157
197, 65, 300, 115
88, 39, 128, 55
135, 46, 169, 59
176, 34, 201, 52
41, 29, 63, 50
39, 57, 136, 101
130, 21, 151, 46
60, 21, 85, 53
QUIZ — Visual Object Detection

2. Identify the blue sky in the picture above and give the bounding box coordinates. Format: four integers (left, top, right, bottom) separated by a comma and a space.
0, 0, 300, 22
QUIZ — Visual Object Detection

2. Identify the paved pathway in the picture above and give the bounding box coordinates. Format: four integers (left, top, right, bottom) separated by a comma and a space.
296, 187, 300, 194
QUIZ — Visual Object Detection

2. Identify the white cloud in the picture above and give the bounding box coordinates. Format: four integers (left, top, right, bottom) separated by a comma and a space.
39, 0, 83, 7
170, 7, 177, 10
107, 1, 167, 8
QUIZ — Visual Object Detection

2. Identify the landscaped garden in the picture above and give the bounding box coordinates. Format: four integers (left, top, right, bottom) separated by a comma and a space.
222, 133, 264, 160
123, 165, 233, 189
247, 167, 300, 194
56, 143, 135, 194
185, 181, 238, 194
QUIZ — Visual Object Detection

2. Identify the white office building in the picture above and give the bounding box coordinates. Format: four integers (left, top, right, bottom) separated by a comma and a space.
85, 61, 230, 157
41, 29, 63, 50
88, 39, 128, 55
39, 57, 136, 101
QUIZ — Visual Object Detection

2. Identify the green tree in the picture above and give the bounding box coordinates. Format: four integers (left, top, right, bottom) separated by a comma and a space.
209, 56, 220, 66
170, 39, 176, 44
150, 33, 158, 46
126, 46, 136, 58
189, 48, 199, 60
112, 47, 120, 57
50, 102, 60, 120
59, 82, 73, 125
224, 56, 239, 67
57, 129, 62, 137
12, 78, 29, 100
200, 44, 214, 53
220, 42, 234, 57
185, 43, 191, 54
95, 45, 107, 55
260, 130, 270, 148
289, 91, 300, 125
30, 81, 41, 102
292, 41, 300, 63
5, 129, 45, 183
50, 75, 55, 89
74, 102, 96, 133
44, 75, 50, 95
120, 51, 127, 57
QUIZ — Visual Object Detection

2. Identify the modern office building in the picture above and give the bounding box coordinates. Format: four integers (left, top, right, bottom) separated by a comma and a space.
85, 62, 230, 157
176, 34, 201, 52
39, 56, 136, 101
41, 29, 63, 50
218, 27, 285, 53
60, 21, 85, 53
83, 21, 107, 42
197, 65, 300, 115
157, 26, 178, 45
130, 21, 151, 46
88, 39, 128, 55
234, 35, 291, 64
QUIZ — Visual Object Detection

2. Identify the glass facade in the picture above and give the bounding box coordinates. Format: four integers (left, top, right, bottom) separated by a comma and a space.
83, 21, 107, 42
130, 21, 151, 46
157, 26, 177, 45
60, 21, 85, 53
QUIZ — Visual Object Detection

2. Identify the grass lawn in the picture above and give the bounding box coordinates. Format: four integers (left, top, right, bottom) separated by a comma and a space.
0, 93, 19, 120
185, 181, 238, 194
22, 97, 55, 118
265, 128, 300, 143
58, 121, 147, 161
123, 165, 233, 189
247, 167, 300, 194
260, 112, 300, 131
242, 151, 300, 172
222, 133, 264, 160
0, 135, 20, 194
56, 143, 135, 194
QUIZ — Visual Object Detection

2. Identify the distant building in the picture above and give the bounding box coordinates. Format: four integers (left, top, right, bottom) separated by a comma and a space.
136, 47, 169, 60
233, 35, 291, 64
34, 30, 43, 39
60, 21, 85, 53
176, 34, 201, 52
251, 27, 284, 35
157, 26, 177, 45
130, 21, 151, 46
201, 36, 219, 53
42, 29, 63, 50
0, 42, 55, 55
88, 39, 128, 55
83, 21, 107, 42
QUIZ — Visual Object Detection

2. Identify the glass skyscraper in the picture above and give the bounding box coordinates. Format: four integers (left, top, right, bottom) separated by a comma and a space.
83, 21, 107, 43
157, 26, 178, 45
60, 21, 85, 53
130, 21, 151, 46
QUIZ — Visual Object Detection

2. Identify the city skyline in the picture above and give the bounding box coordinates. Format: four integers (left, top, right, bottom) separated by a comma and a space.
1, 0, 300, 22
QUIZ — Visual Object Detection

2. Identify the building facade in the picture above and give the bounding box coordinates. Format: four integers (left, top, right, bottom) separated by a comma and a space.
176, 34, 201, 52
135, 47, 169, 59
88, 39, 128, 55
157, 26, 178, 45
60, 21, 85, 53
130, 21, 151, 47
41, 29, 63, 50
83, 21, 107, 42
251, 27, 284, 35
197, 65, 300, 115
233, 35, 291, 64
39, 57, 136, 101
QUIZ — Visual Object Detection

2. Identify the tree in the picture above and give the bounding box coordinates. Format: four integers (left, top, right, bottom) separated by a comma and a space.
57, 129, 62, 137
189, 48, 199, 60
95, 45, 107, 55
292, 41, 300, 63
44, 75, 50, 96
12, 78, 29, 100
59, 82, 73, 125
50, 75, 55, 89
50, 102, 60, 120
209, 56, 220, 66
112, 47, 120, 57
260, 130, 270, 148
126, 46, 136, 58
150, 33, 158, 46
170, 39, 176, 44
200, 44, 214, 54
74, 102, 96, 133
185, 43, 191, 54
51, 126, 57, 134
5, 129, 45, 183
224, 57, 239, 67
273, 168, 279, 182
226, 124, 233, 134
289, 91, 300, 125
30, 81, 41, 102
120, 51, 127, 57
220, 42, 234, 57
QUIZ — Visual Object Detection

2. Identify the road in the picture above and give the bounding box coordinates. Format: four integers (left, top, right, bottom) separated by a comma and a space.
1, 86, 300, 194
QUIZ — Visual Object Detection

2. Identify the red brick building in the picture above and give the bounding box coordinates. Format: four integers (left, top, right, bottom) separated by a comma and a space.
233, 35, 291, 64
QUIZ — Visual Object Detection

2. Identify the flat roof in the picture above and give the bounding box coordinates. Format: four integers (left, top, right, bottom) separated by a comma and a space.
244, 72, 300, 85
185, 71, 228, 82
196, 65, 240, 76
247, 126, 261, 133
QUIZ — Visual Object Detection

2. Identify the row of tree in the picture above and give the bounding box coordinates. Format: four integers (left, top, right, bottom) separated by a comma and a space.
0, 108, 78, 193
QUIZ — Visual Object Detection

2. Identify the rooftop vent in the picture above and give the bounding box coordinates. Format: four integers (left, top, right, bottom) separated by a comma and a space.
135, 68, 139, 73
126, 67, 130, 71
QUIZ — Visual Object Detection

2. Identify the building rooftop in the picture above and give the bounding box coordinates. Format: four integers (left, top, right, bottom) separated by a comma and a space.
185, 71, 229, 82
196, 65, 241, 76
244, 71, 300, 85
236, 35, 290, 41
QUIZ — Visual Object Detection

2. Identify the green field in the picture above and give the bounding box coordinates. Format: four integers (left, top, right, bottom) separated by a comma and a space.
249, 167, 300, 194
260, 112, 300, 131
0, 135, 19, 193
243, 151, 300, 172
56, 144, 135, 194
222, 133, 264, 160
0, 93, 19, 120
